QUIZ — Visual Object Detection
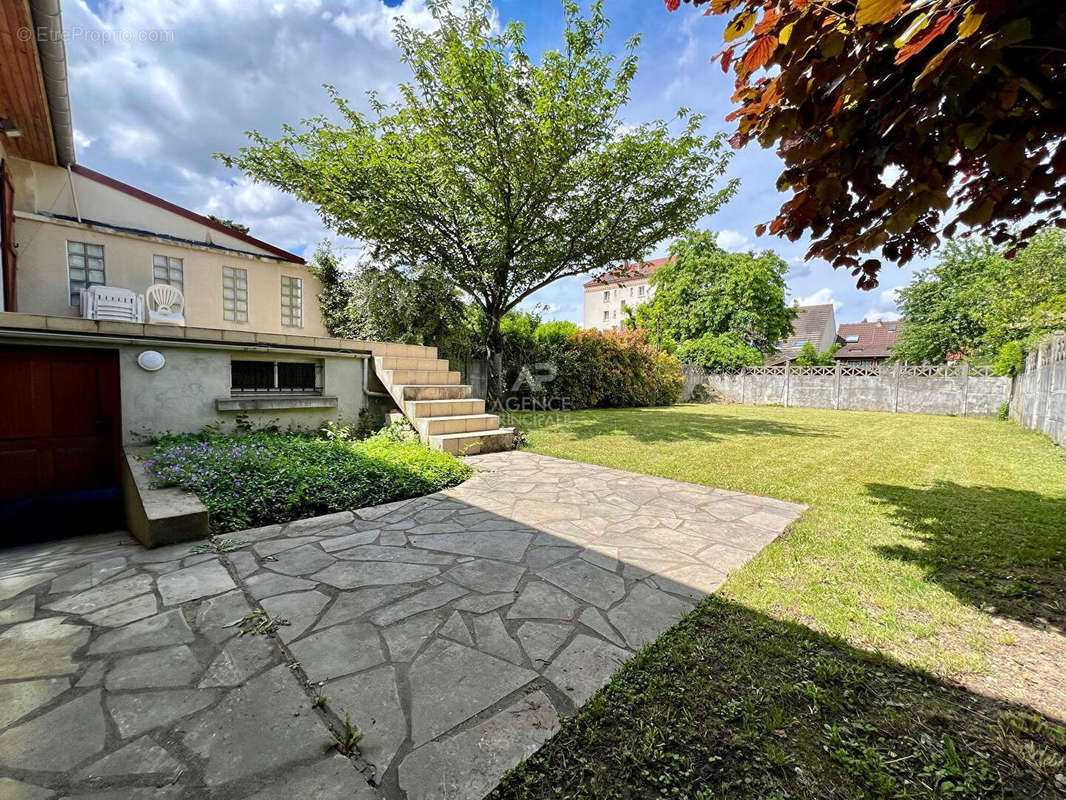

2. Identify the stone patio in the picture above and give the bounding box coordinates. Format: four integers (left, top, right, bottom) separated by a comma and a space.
0, 451, 803, 799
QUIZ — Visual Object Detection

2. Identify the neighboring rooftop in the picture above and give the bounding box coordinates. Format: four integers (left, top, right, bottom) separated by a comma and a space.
583, 256, 671, 289
776, 303, 837, 360
835, 319, 902, 359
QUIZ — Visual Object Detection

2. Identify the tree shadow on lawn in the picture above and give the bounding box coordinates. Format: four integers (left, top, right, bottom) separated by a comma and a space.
514, 407, 835, 445
491, 595, 1066, 800
867, 481, 1066, 633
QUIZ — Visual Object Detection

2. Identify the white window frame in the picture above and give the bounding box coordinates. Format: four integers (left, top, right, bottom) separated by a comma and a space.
152, 254, 184, 293
222, 266, 249, 323
66, 240, 105, 306
602, 310, 610, 322
637, 285, 646, 297
281, 275, 303, 328
602, 290, 610, 302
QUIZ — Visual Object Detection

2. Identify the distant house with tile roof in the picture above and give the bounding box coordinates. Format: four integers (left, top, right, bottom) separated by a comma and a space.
834, 319, 902, 366
582, 256, 671, 331
771, 303, 838, 363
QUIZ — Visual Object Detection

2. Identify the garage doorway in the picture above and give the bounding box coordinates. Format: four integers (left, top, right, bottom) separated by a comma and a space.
0, 345, 124, 542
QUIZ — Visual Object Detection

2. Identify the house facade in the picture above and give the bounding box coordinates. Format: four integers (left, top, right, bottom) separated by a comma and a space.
6, 160, 327, 335
771, 303, 838, 363
582, 256, 668, 331
0, 1, 507, 542
834, 319, 902, 366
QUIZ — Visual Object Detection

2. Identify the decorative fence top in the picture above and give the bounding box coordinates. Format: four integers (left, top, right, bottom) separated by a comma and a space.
1025, 333, 1066, 370
687, 363, 998, 378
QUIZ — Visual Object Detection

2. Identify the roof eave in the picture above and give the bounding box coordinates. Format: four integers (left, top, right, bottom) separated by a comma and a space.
29, 0, 76, 166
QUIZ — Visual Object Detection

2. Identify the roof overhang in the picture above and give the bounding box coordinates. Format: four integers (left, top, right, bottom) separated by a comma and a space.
0, 0, 75, 166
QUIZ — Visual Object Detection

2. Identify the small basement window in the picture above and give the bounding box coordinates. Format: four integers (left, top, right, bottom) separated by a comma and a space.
231, 360, 322, 395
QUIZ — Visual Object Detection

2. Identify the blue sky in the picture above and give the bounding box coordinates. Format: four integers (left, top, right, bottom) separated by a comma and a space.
68, 0, 913, 324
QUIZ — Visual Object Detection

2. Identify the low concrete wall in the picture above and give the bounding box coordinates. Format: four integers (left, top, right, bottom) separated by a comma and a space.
686, 363, 1011, 418
1011, 334, 1066, 445
118, 343, 368, 443
122, 450, 209, 547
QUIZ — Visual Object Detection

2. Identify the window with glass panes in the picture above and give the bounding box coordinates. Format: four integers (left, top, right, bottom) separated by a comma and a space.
222, 266, 248, 322
280, 275, 302, 327
67, 242, 105, 305
152, 255, 183, 292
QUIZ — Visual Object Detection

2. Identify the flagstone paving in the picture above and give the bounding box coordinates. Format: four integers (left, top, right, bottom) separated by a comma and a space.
0, 451, 803, 799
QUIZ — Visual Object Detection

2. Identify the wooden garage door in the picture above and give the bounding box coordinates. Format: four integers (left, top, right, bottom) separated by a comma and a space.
0, 346, 122, 538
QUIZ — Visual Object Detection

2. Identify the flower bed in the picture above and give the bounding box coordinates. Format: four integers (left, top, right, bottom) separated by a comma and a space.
146, 428, 472, 533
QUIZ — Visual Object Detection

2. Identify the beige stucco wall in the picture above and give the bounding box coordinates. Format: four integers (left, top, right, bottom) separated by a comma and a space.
13, 216, 326, 335
117, 344, 365, 444
5, 157, 327, 336
582, 279, 655, 331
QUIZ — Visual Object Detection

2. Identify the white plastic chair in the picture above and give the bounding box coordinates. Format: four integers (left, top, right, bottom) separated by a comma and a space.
80, 285, 143, 322
145, 283, 185, 326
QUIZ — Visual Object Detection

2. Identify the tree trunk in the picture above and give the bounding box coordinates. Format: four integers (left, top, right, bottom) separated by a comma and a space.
484, 310, 505, 409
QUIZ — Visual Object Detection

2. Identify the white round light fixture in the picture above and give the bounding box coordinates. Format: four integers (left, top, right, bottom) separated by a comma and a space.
137, 350, 165, 372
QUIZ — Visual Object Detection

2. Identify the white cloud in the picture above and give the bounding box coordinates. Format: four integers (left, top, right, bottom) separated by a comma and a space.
106, 124, 162, 163
716, 229, 750, 252
860, 285, 903, 322
795, 288, 843, 311
73, 129, 94, 149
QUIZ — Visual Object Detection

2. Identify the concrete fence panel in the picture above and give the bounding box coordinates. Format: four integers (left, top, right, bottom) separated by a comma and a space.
686, 363, 1012, 418
1010, 334, 1066, 445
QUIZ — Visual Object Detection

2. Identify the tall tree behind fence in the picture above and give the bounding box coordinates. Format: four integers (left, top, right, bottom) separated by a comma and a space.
1010, 334, 1066, 445
685, 363, 1011, 418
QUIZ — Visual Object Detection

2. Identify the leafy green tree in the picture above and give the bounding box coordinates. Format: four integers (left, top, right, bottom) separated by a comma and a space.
207, 215, 250, 235
895, 228, 1066, 363
993, 341, 1025, 378
670, 0, 1066, 288
307, 245, 475, 358
793, 341, 841, 366
676, 332, 762, 372
220, 0, 735, 400
634, 230, 794, 351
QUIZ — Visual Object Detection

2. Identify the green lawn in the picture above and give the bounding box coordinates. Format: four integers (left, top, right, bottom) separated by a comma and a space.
492, 404, 1066, 799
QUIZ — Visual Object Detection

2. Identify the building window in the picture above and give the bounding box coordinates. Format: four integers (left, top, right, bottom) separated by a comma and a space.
67, 241, 105, 305
793, 339, 809, 347
222, 266, 248, 323
602, 310, 610, 322
603, 290, 610, 302
844, 335, 860, 343
281, 275, 303, 328
612, 309, 618, 319
888, 325, 897, 332
231, 359, 321, 395
637, 285, 645, 297
152, 255, 184, 292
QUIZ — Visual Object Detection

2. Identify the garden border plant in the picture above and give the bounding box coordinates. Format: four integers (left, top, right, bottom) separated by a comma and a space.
146, 423, 472, 533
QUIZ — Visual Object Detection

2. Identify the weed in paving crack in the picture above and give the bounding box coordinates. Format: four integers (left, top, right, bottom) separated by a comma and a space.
223, 608, 290, 636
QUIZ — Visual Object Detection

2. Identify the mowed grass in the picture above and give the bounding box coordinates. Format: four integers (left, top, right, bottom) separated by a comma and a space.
492, 404, 1066, 799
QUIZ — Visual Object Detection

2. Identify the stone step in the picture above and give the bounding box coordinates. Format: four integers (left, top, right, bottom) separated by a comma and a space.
413, 413, 500, 437
381, 368, 462, 386
375, 355, 452, 372
373, 343, 438, 360
428, 428, 515, 455
398, 384, 475, 401
405, 398, 486, 419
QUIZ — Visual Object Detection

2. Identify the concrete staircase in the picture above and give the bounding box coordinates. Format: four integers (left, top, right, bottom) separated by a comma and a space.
373, 347, 514, 455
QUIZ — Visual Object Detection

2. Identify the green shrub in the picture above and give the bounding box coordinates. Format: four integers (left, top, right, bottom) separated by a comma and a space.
676, 332, 763, 372
549, 329, 683, 408
993, 340, 1025, 377
146, 429, 472, 533
998, 402, 1010, 421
